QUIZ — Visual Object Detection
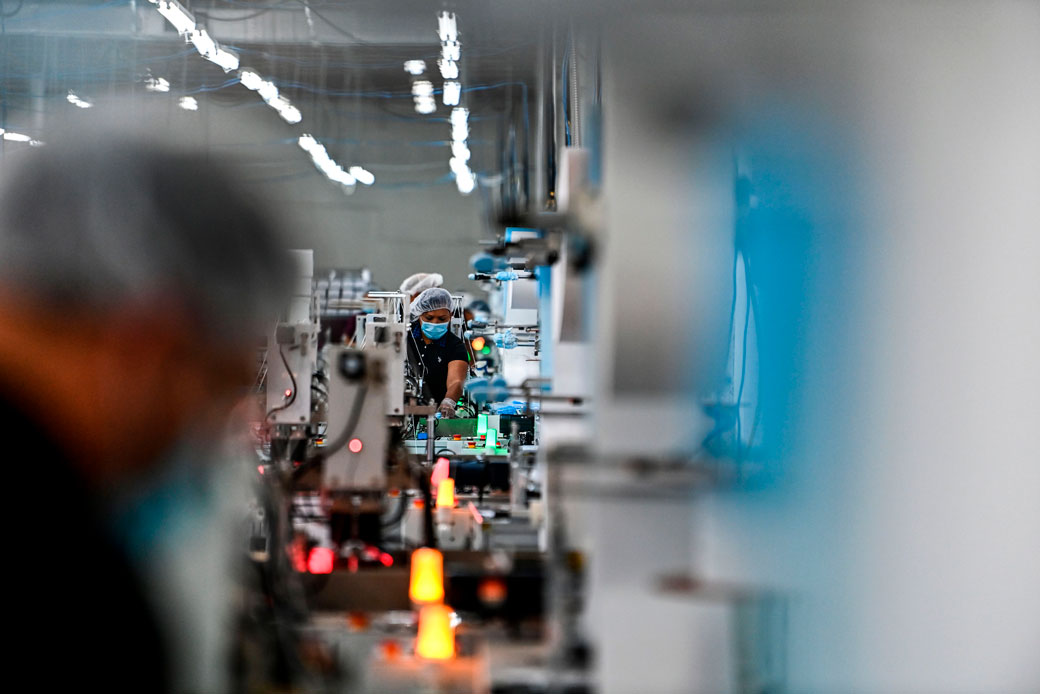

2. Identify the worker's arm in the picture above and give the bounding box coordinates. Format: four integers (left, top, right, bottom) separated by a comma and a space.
444, 360, 468, 403
438, 360, 469, 417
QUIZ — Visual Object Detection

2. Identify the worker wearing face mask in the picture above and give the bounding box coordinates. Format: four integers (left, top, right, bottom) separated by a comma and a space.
407, 287, 468, 418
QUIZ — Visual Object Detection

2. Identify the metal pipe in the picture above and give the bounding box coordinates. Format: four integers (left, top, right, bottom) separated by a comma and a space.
569, 23, 581, 147
533, 20, 548, 211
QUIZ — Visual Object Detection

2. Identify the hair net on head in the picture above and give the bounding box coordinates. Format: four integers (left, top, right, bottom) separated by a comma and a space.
400, 272, 443, 296
411, 287, 453, 318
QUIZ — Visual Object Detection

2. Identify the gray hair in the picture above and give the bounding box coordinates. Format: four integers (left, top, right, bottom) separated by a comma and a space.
0, 115, 291, 344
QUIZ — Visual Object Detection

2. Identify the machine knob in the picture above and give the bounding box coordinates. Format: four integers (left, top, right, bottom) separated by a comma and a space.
338, 351, 366, 380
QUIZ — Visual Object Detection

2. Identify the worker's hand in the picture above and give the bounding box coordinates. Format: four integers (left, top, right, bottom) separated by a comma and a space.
438, 398, 457, 419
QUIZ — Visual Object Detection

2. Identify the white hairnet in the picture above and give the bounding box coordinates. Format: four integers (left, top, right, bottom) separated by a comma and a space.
399, 272, 443, 296
411, 287, 453, 318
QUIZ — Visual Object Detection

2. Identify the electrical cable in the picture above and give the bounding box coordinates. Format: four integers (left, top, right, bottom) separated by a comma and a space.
293, 377, 368, 483
292, 0, 375, 45
380, 490, 409, 529
195, 3, 288, 21
0, 0, 24, 19
264, 344, 297, 421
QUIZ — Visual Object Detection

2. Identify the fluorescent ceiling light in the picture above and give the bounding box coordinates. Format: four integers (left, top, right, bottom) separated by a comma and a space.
441, 41, 461, 62
442, 81, 461, 106
456, 170, 476, 195
66, 91, 93, 108
449, 157, 470, 175
207, 47, 239, 72
438, 59, 459, 80
414, 97, 437, 114
178, 96, 199, 111
145, 76, 170, 93
404, 60, 426, 75
297, 135, 357, 188
450, 107, 469, 126
451, 141, 470, 161
437, 12, 457, 42
276, 102, 302, 124
155, 0, 196, 35
238, 69, 263, 90
349, 166, 375, 186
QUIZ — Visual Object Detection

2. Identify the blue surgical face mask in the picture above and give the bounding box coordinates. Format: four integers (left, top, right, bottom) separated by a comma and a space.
421, 320, 449, 340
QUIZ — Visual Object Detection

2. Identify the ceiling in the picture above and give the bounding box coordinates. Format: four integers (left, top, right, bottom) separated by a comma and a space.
0, 1, 545, 178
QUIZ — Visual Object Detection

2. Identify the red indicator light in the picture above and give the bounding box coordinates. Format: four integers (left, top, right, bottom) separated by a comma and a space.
477, 577, 508, 607
257, 465, 265, 475
348, 438, 363, 454
379, 552, 394, 567
380, 639, 402, 661
290, 543, 307, 573
284, 388, 293, 399
307, 547, 335, 574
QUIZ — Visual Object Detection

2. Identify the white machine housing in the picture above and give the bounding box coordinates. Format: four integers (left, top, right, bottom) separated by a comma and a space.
322, 347, 390, 492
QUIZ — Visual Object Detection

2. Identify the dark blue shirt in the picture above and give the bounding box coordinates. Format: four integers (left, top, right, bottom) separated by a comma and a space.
408, 322, 469, 403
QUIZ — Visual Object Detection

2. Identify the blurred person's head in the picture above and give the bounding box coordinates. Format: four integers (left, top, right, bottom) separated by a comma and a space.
399, 272, 443, 300
465, 299, 491, 325
0, 106, 291, 482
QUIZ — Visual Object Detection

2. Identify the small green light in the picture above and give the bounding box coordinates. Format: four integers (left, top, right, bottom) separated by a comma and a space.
481, 345, 491, 354
476, 413, 488, 435
486, 428, 498, 447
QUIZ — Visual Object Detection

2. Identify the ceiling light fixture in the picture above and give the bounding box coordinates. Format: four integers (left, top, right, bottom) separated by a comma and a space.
66, 91, 93, 109
437, 12, 457, 43
144, 76, 171, 93
153, 0, 196, 35
443, 81, 461, 106
438, 59, 459, 80
298, 134, 360, 190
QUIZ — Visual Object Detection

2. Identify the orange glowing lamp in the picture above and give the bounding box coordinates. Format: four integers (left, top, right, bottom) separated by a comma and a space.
435, 478, 456, 509
471, 336, 486, 351
431, 458, 450, 493
409, 548, 444, 604
415, 604, 456, 660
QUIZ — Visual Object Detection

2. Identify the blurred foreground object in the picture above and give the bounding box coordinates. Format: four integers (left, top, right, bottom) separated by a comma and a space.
0, 104, 291, 692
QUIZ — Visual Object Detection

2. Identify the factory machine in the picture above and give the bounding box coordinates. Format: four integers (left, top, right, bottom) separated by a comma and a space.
243, 249, 554, 694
